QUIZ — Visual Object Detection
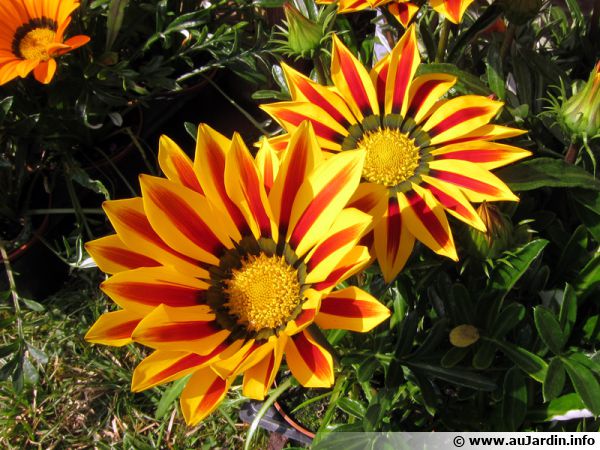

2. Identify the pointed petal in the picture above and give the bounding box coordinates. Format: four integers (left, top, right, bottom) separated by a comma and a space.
225, 134, 278, 240
406, 73, 457, 124
305, 208, 372, 284
430, 0, 474, 24
388, 2, 419, 27
440, 124, 527, 145
337, 0, 370, 12
347, 182, 389, 219
261, 101, 347, 151
312, 246, 371, 292
384, 25, 420, 116
269, 121, 323, 234
140, 175, 234, 265
282, 62, 357, 128
421, 175, 486, 231
255, 139, 279, 193
101, 266, 208, 313
316, 286, 390, 332
422, 96, 504, 146
243, 335, 287, 400
287, 150, 365, 257
211, 340, 259, 378
331, 34, 380, 120
374, 193, 415, 283
131, 305, 229, 354
180, 367, 230, 425
158, 135, 203, 193
370, 53, 389, 112
102, 198, 207, 278
398, 185, 458, 260
286, 329, 334, 388
194, 124, 246, 237
85, 309, 143, 347
33, 59, 56, 84
431, 140, 532, 170
85, 234, 159, 274
428, 159, 519, 202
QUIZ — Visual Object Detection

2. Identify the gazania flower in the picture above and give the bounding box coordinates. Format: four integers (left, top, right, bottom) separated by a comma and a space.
261, 26, 530, 282
317, 0, 474, 26
85, 122, 390, 425
0, 0, 90, 85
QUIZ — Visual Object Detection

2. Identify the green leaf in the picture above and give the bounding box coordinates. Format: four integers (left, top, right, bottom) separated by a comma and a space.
583, 315, 600, 342
472, 342, 496, 370
534, 307, 566, 354
411, 318, 449, 358
336, 398, 367, 419
0, 96, 13, 124
406, 362, 496, 391
573, 253, 600, 301
486, 45, 505, 100
21, 298, 45, 312
562, 357, 600, 416
528, 393, 586, 422
184, 122, 198, 141
417, 64, 492, 96
0, 343, 19, 359
556, 226, 588, 274
495, 158, 600, 191
441, 347, 470, 368
492, 303, 526, 338
543, 358, 566, 402
155, 374, 191, 419
356, 357, 380, 383
490, 339, 548, 383
27, 345, 48, 365
558, 284, 577, 339
571, 189, 600, 242
502, 367, 527, 430
395, 311, 419, 357
106, 0, 129, 51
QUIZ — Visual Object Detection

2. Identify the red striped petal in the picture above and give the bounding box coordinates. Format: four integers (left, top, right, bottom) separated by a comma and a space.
158, 135, 203, 193
286, 330, 333, 388
385, 25, 419, 115
85, 309, 143, 347
85, 235, 159, 274
273, 107, 346, 145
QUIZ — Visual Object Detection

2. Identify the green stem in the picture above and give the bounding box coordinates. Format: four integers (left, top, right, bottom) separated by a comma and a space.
565, 142, 578, 164
435, 19, 451, 63
124, 127, 155, 175
1, 245, 23, 341
244, 377, 293, 450
64, 163, 94, 240
313, 53, 328, 85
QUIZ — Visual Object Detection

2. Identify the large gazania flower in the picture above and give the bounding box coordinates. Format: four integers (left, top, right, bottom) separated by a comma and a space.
318, 0, 474, 26
0, 0, 90, 85
85, 122, 390, 425
261, 26, 531, 282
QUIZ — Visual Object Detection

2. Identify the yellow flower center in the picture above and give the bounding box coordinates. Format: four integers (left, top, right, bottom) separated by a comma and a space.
358, 128, 420, 187
224, 253, 301, 332
19, 28, 56, 61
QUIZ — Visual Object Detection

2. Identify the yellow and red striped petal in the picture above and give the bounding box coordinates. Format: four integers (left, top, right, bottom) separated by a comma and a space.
243, 335, 287, 400
347, 181, 389, 221
282, 63, 357, 129
305, 208, 372, 284
398, 184, 458, 260
255, 139, 279, 193
388, 2, 420, 27
423, 96, 504, 146
269, 121, 323, 234
287, 150, 365, 257
261, 101, 348, 151
264, 134, 290, 153
140, 175, 234, 265
101, 266, 208, 314
385, 25, 420, 116
337, 0, 370, 12
312, 246, 372, 292
406, 73, 457, 125
286, 329, 334, 388
102, 198, 207, 278
431, 140, 532, 170
370, 53, 389, 112
421, 175, 486, 231
85, 309, 144, 347
374, 193, 416, 283
211, 339, 260, 378
194, 124, 247, 237
225, 134, 278, 241
131, 304, 229, 354
428, 159, 519, 202
441, 124, 527, 145
158, 135, 203, 193
85, 234, 159, 274
331, 34, 380, 120
180, 367, 230, 426
430, 0, 474, 24
316, 286, 390, 332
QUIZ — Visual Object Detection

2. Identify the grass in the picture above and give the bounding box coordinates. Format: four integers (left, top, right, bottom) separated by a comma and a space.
0, 267, 272, 449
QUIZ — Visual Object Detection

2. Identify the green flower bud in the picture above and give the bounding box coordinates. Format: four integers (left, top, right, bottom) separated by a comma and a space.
450, 325, 480, 348
560, 62, 600, 141
283, 3, 324, 59
466, 202, 513, 260
499, 0, 542, 25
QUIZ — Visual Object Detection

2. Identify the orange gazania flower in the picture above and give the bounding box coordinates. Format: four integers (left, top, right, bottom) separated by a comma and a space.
318, 0, 474, 26
0, 0, 90, 85
261, 26, 531, 282
85, 122, 390, 425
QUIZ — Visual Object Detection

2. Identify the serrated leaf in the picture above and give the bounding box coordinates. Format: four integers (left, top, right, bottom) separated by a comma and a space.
534, 307, 566, 354
543, 358, 566, 402
155, 374, 191, 419
502, 367, 527, 430
562, 358, 600, 416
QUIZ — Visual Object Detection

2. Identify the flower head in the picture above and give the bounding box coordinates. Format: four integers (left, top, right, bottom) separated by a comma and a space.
0, 0, 90, 85
262, 26, 531, 282
277, 3, 330, 60
85, 122, 390, 425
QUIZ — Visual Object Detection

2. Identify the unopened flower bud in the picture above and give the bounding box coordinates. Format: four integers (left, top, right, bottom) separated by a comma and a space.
450, 325, 480, 348
560, 62, 600, 141
283, 3, 324, 59
466, 202, 513, 260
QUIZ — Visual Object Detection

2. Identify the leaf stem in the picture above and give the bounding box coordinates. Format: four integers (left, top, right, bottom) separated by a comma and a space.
1, 244, 23, 341
435, 19, 451, 63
